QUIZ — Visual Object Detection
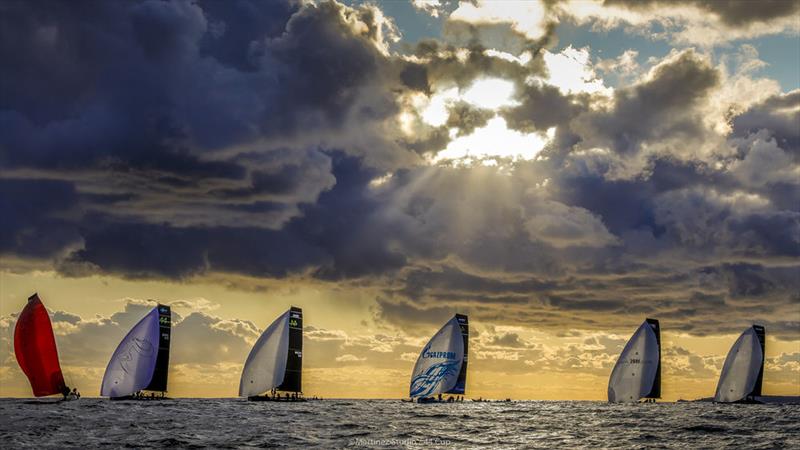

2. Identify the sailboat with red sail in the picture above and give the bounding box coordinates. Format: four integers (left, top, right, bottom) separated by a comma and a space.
14, 293, 77, 400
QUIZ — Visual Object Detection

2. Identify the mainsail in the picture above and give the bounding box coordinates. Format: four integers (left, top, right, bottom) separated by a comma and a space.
608, 318, 661, 403
239, 307, 303, 397
101, 304, 171, 398
409, 314, 467, 398
714, 325, 765, 403
14, 293, 68, 397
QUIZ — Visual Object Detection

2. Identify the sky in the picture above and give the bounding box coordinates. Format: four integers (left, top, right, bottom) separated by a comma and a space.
0, 0, 798, 400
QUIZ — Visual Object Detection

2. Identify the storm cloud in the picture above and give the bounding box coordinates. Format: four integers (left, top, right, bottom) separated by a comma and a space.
1, 0, 798, 346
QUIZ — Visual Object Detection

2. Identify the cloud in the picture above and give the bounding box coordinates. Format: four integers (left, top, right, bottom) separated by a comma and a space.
411, 0, 444, 18
0, 0, 798, 353
557, 0, 800, 46
335, 354, 367, 362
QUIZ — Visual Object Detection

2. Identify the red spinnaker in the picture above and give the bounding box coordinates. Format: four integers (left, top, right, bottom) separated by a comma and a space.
14, 294, 67, 397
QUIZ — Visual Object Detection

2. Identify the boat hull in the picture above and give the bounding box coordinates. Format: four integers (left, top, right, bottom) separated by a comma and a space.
110, 395, 172, 401
247, 395, 307, 402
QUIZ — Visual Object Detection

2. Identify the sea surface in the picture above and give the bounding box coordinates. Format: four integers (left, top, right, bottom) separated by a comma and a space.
1, 398, 798, 448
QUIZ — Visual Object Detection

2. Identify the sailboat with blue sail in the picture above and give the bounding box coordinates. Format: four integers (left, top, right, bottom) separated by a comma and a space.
407, 314, 468, 403
240, 307, 305, 401
101, 304, 171, 400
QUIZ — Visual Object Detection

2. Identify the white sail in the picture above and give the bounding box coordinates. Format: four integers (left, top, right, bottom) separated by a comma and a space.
100, 307, 161, 397
608, 320, 660, 402
714, 326, 764, 402
409, 315, 464, 398
239, 310, 290, 397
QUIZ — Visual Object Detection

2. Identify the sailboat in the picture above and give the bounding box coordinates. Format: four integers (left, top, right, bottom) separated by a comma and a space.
14, 293, 78, 401
240, 307, 304, 401
714, 325, 766, 403
408, 314, 468, 403
608, 318, 661, 403
101, 304, 171, 400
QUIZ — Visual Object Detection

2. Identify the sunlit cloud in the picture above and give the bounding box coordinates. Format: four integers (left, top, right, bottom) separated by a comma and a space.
432, 117, 554, 163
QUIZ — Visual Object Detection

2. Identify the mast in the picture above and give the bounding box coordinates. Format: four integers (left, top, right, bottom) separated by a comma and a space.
14, 293, 68, 397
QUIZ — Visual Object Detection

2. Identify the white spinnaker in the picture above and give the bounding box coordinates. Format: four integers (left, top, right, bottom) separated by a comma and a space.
608, 320, 660, 402
714, 327, 763, 402
100, 307, 160, 397
239, 310, 290, 397
409, 316, 464, 398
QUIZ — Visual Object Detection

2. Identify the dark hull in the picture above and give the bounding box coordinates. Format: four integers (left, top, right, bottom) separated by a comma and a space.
415, 398, 465, 404
110, 395, 172, 401
247, 395, 307, 402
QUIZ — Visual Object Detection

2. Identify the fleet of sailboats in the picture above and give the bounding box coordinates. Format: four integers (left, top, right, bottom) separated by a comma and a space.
9, 293, 796, 403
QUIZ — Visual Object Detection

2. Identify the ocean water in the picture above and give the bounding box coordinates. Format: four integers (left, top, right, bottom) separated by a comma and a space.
1, 399, 798, 448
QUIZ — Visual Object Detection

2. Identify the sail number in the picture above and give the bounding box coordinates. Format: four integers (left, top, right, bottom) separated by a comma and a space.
289, 319, 299, 327
629, 359, 641, 364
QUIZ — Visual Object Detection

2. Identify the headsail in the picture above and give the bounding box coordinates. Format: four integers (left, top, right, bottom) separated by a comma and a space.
409, 315, 466, 398
100, 305, 169, 398
14, 293, 68, 397
714, 325, 765, 403
239, 307, 304, 397
608, 318, 661, 403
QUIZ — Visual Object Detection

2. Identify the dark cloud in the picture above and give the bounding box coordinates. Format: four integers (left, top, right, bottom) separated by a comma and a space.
446, 102, 495, 136
732, 90, 800, 156
574, 49, 720, 155
0, 179, 81, 258
603, 0, 800, 27
0, 0, 797, 343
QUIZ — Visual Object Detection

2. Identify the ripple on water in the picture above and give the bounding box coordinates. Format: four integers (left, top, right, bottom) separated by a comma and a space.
1, 399, 799, 448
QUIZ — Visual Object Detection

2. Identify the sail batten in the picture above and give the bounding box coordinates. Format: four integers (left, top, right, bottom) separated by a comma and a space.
608, 318, 661, 403
14, 293, 68, 397
409, 315, 467, 398
714, 325, 765, 403
101, 304, 170, 398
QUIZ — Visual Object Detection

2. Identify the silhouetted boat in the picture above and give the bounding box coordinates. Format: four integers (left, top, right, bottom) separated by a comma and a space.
407, 314, 468, 403
240, 307, 306, 402
715, 325, 766, 403
608, 318, 661, 403
101, 304, 171, 400
14, 293, 78, 401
